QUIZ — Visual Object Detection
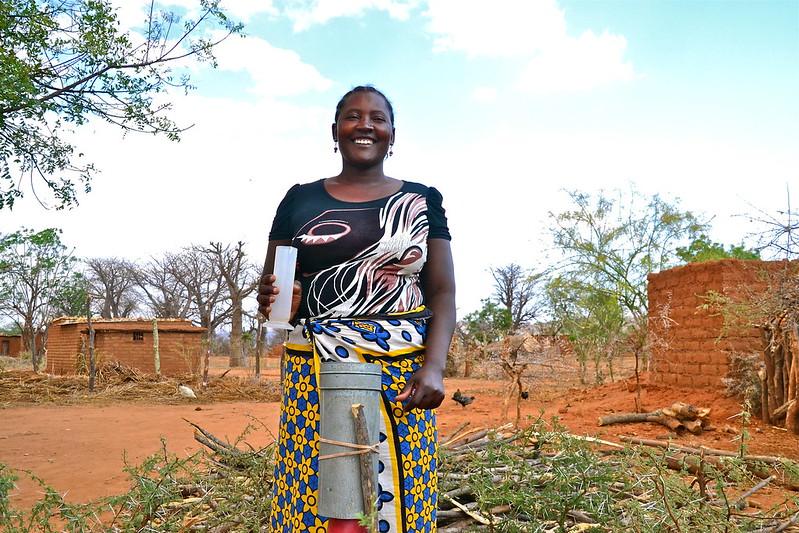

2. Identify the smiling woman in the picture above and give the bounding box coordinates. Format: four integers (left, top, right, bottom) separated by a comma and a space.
257, 85, 456, 533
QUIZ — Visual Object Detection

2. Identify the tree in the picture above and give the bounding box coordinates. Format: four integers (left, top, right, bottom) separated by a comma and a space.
458, 299, 512, 377
50, 271, 89, 317
461, 299, 512, 345
134, 254, 192, 319
0, 228, 78, 369
84, 257, 139, 318
0, 0, 241, 209
676, 234, 760, 263
550, 189, 705, 324
171, 247, 230, 340
203, 242, 257, 367
546, 275, 625, 384
490, 263, 546, 332
548, 189, 706, 393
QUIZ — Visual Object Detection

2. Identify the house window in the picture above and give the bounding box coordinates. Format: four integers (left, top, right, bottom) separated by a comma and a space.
132, 332, 144, 341
0, 340, 8, 355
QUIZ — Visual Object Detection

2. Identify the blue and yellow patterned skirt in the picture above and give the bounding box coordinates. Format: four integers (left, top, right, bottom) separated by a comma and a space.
270, 315, 438, 533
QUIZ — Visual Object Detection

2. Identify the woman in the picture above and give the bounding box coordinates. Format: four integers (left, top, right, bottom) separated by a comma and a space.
257, 85, 456, 533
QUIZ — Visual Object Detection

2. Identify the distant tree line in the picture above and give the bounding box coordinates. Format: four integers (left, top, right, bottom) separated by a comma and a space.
458, 188, 766, 385
0, 228, 262, 370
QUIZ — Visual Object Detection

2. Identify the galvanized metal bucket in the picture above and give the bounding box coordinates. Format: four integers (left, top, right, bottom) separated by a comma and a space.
317, 361, 382, 519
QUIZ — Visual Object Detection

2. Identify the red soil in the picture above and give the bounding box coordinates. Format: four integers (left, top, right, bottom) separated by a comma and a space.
2, 366, 798, 512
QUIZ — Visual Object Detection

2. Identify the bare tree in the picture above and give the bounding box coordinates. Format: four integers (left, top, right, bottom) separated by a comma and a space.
490, 263, 547, 332
171, 247, 231, 339
747, 186, 799, 260
134, 255, 192, 319
84, 257, 139, 318
204, 242, 257, 367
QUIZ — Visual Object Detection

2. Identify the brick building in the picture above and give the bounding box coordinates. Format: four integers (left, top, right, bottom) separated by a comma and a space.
648, 259, 787, 388
46, 317, 206, 376
0, 334, 22, 357
0, 333, 43, 357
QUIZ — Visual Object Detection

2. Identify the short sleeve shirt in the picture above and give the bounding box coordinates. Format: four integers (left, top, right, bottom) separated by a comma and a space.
269, 179, 451, 320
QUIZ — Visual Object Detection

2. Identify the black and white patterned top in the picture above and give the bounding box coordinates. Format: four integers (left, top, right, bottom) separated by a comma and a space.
269, 179, 450, 320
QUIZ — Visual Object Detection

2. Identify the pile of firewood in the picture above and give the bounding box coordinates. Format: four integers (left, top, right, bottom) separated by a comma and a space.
597, 401, 711, 435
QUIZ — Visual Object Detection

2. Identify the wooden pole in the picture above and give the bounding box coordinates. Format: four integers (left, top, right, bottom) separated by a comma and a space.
153, 318, 160, 378
351, 403, 377, 532
87, 296, 96, 392
202, 338, 210, 388
255, 318, 263, 378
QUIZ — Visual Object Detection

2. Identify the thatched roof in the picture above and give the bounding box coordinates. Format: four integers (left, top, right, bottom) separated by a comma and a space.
51, 317, 205, 333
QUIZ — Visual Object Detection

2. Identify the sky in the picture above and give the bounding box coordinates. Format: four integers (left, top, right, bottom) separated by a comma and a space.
3, 0, 798, 319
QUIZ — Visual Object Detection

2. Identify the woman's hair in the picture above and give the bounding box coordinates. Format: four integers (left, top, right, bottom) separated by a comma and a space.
334, 85, 394, 124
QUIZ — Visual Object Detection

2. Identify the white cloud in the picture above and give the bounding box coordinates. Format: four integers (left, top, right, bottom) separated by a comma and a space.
217, 0, 278, 21
282, 0, 418, 31
516, 30, 636, 93
423, 0, 637, 93
471, 86, 498, 102
424, 0, 566, 57
211, 34, 332, 97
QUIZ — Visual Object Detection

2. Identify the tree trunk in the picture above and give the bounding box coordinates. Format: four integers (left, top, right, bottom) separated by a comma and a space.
23, 319, 38, 372
228, 297, 245, 367
255, 319, 263, 378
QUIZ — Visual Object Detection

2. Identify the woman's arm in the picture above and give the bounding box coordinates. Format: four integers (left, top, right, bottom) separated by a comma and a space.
396, 238, 456, 411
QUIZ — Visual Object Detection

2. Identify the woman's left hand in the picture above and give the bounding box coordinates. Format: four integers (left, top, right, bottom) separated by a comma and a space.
395, 363, 445, 412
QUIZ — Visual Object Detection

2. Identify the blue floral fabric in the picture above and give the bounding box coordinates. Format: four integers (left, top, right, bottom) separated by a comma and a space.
269, 316, 438, 532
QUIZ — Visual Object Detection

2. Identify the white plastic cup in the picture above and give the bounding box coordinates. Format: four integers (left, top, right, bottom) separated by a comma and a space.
266, 245, 297, 330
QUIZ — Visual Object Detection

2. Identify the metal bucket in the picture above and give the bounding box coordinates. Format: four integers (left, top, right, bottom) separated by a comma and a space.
317, 361, 382, 519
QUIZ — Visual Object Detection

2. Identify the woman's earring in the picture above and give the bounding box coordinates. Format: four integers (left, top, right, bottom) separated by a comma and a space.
389, 145, 394, 157
333, 141, 338, 153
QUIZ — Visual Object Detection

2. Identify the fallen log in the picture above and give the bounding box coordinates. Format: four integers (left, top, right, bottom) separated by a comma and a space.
598, 412, 694, 434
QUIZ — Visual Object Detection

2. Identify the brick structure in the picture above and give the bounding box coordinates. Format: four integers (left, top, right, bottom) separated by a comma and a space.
0, 334, 23, 357
46, 317, 206, 376
0, 333, 43, 357
648, 259, 785, 388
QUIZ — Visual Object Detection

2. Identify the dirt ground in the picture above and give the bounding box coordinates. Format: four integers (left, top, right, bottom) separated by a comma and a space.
2, 357, 799, 512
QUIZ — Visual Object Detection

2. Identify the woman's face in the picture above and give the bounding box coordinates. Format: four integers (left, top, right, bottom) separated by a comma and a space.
333, 91, 395, 169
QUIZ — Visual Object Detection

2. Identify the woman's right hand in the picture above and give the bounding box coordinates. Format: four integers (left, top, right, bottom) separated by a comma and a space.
257, 274, 302, 321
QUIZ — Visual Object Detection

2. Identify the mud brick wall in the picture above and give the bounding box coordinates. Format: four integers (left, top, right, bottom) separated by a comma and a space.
0, 335, 23, 357
46, 318, 205, 377
46, 323, 83, 374
0, 334, 43, 357
648, 259, 779, 388
93, 330, 203, 376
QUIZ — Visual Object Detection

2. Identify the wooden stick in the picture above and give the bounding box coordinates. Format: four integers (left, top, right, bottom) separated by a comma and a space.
440, 494, 491, 525
441, 421, 470, 446
730, 475, 775, 510
153, 318, 161, 378
351, 403, 377, 532
750, 510, 799, 533
619, 436, 787, 464
87, 296, 96, 393
569, 434, 625, 449
442, 428, 489, 449
772, 399, 795, 419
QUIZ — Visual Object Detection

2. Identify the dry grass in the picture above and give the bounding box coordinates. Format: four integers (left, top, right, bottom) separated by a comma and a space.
0, 362, 281, 407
